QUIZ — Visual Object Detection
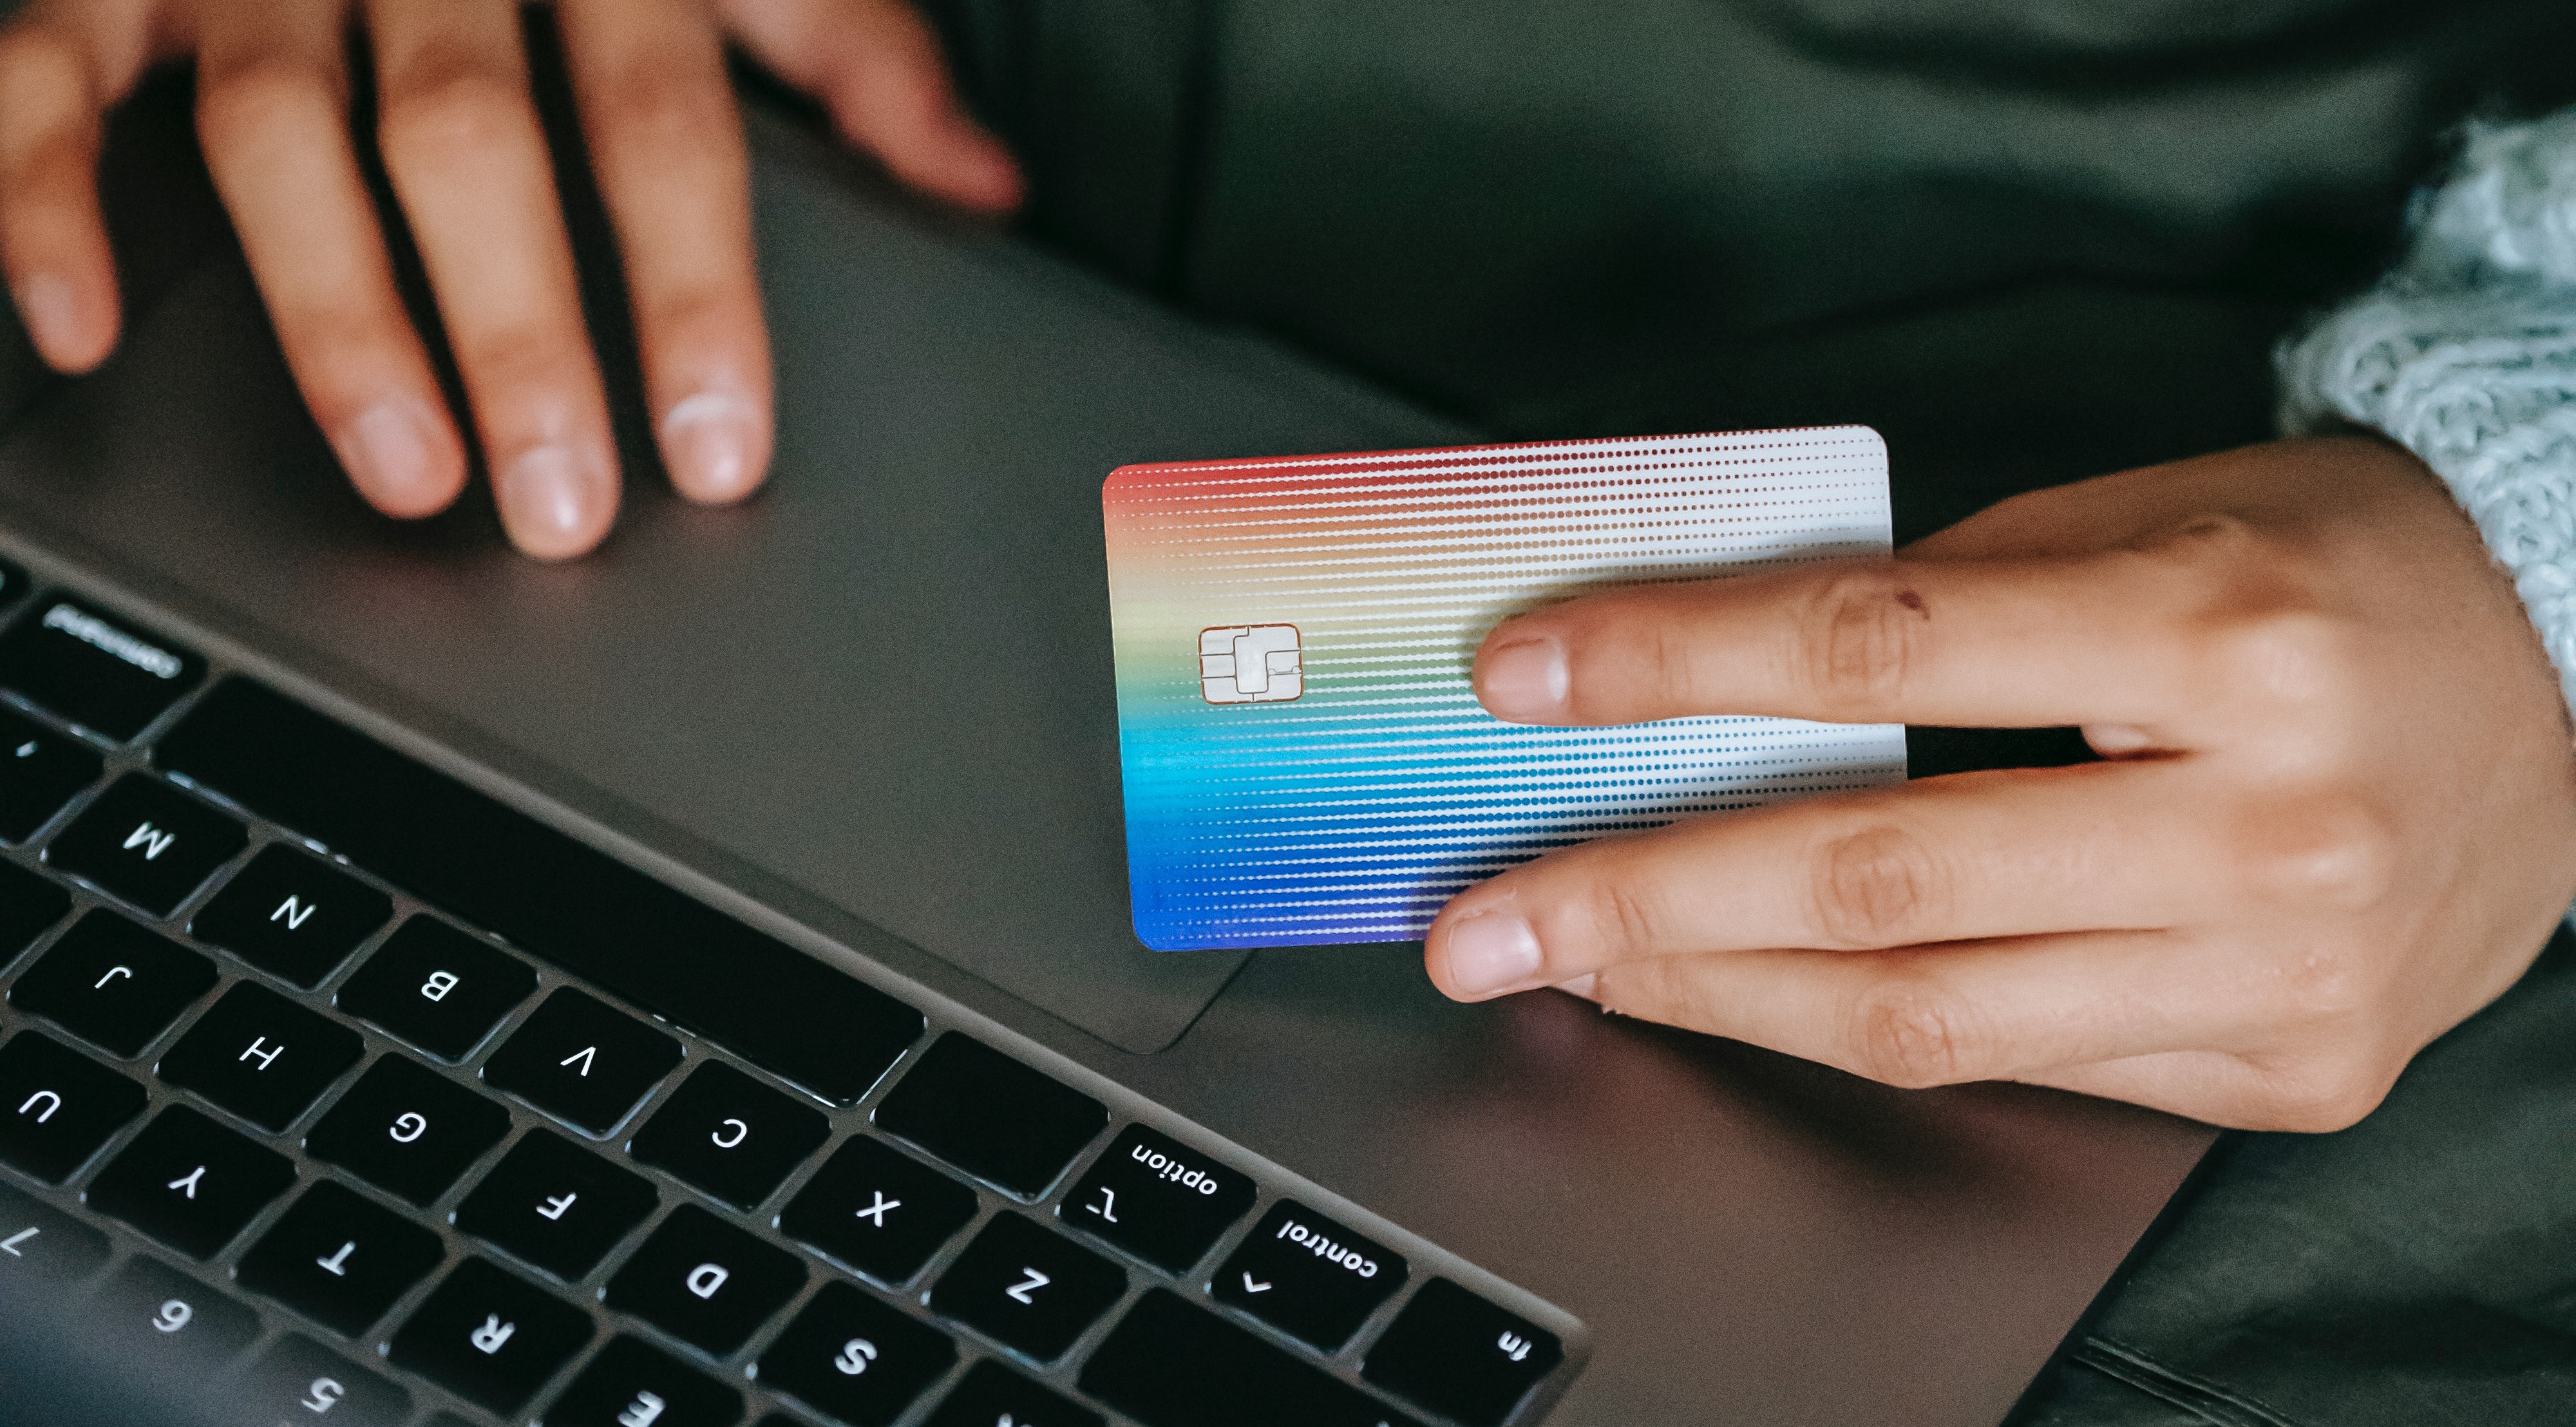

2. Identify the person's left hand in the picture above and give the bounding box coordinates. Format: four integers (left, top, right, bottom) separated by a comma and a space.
0, 0, 1019, 559
1422, 435, 2576, 1131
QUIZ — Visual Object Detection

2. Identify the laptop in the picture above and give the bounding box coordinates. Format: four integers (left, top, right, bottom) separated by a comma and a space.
0, 75, 2214, 1427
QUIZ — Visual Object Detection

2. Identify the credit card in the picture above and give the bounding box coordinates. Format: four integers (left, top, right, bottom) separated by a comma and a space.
1104, 427, 1906, 951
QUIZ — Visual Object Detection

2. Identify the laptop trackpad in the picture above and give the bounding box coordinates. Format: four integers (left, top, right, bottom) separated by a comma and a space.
0, 145, 1455, 1053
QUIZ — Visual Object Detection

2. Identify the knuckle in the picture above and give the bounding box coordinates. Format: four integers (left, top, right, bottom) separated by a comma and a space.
0, 26, 84, 97
634, 282, 746, 350
196, 55, 344, 151
2132, 516, 2363, 706
2200, 608, 2363, 708
263, 301, 407, 368
2246, 1059, 2396, 1132
2134, 511, 2268, 571
1846, 979, 1984, 1089
377, 51, 532, 164
2236, 793, 2397, 911
2271, 947, 2371, 1026
1581, 872, 1671, 959
1811, 822, 1944, 948
449, 322, 577, 393
585, 50, 730, 152
1795, 563, 1927, 717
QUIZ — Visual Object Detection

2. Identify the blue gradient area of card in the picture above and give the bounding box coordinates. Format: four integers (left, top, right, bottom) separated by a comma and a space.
1105, 428, 1906, 950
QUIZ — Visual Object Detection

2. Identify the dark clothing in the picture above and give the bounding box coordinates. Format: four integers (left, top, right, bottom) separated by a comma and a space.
926, 0, 2576, 542
918, 3, 2576, 1420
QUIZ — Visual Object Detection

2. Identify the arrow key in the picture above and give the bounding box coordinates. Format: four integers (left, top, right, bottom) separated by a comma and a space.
929, 1213, 1124, 1362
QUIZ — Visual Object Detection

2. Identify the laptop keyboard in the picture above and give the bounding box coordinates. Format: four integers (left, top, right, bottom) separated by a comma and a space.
0, 566, 1580, 1427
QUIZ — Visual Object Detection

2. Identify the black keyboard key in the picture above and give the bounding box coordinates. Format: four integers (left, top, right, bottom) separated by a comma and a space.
601, 1203, 804, 1355
453, 1129, 657, 1280
0, 560, 21, 603
1213, 1201, 1406, 1352
778, 1136, 978, 1285
0, 704, 99, 843
189, 844, 392, 987
0, 598, 205, 742
758, 1280, 956, 1427
1363, 1280, 1563, 1426
156, 979, 363, 1131
629, 1059, 828, 1209
237, 1178, 446, 1334
336, 916, 535, 1061
545, 1334, 743, 1427
44, 773, 244, 915
160, 678, 925, 1102
482, 988, 679, 1134
93, 1256, 262, 1371
0, 1179, 109, 1284
1061, 1125, 1255, 1274
0, 855, 70, 961
8, 908, 216, 1056
928, 1213, 1124, 1363
873, 1034, 1105, 1196
390, 1257, 594, 1413
239, 1335, 413, 1427
87, 1104, 296, 1256
925, 1360, 1104, 1427
307, 1054, 510, 1204
1082, 1290, 1423, 1427
0, 1029, 146, 1181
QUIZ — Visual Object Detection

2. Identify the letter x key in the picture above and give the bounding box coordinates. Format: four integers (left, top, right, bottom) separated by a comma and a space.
855, 1193, 899, 1229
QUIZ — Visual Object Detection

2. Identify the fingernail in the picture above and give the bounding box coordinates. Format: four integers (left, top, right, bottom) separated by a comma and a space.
14, 273, 84, 365
497, 442, 611, 560
1443, 912, 1544, 998
659, 392, 762, 503
1477, 636, 1568, 722
337, 401, 444, 515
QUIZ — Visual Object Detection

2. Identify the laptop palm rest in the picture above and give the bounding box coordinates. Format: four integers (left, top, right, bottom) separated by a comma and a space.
0, 133, 1460, 1054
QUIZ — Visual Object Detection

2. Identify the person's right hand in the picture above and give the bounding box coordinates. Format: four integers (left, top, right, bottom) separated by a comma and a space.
0, 0, 1020, 558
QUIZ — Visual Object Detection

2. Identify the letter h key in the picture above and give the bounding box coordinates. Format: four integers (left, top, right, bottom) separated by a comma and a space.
158, 983, 365, 1133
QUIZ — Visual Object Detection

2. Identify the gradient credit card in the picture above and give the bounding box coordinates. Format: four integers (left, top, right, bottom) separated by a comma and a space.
1104, 428, 1908, 951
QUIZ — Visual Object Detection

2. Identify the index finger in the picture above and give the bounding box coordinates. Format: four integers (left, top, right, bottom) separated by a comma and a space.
0, 17, 120, 370
1473, 537, 2262, 730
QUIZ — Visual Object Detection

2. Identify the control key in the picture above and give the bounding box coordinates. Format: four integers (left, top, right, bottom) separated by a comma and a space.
1213, 1200, 1406, 1352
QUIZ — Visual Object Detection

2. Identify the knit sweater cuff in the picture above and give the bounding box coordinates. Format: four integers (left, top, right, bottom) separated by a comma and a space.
2279, 108, 2576, 716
